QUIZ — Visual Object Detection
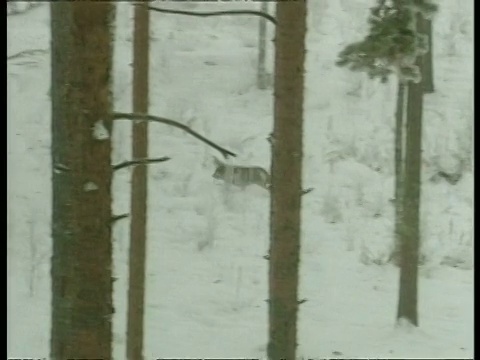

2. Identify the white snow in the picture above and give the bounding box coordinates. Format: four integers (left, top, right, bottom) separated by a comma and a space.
93, 119, 110, 141
84, 182, 99, 192
7, 1, 473, 359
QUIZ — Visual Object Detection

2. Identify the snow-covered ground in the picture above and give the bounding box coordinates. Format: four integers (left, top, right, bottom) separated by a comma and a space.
7, 1, 473, 359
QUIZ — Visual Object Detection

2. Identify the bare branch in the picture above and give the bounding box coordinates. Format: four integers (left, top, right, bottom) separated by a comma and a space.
301, 187, 315, 196
111, 213, 129, 223
8, 48, 48, 61
142, 5, 277, 26
113, 157, 171, 171
112, 112, 236, 159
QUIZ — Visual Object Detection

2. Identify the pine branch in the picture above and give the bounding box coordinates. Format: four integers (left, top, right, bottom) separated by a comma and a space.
335, 0, 438, 83
112, 157, 171, 171
141, 5, 277, 26
112, 112, 237, 159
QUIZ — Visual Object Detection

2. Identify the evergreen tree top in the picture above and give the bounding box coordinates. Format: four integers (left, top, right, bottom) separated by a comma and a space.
336, 0, 437, 83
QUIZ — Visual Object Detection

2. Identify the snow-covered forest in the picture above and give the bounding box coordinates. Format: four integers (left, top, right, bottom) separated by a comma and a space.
7, 1, 473, 358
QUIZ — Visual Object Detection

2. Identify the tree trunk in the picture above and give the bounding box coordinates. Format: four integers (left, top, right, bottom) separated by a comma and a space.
268, 2, 306, 360
419, 15, 434, 93
50, 2, 115, 359
257, 1, 269, 89
127, 3, 150, 360
391, 82, 407, 265
396, 13, 424, 327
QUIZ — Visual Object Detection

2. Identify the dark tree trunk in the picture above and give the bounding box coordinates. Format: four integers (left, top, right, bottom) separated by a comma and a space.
391, 82, 407, 265
127, 3, 150, 360
396, 13, 424, 327
50, 2, 115, 359
419, 15, 434, 93
268, 2, 306, 360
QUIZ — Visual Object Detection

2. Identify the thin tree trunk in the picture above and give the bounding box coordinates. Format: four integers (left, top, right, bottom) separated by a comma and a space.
257, 1, 269, 89
50, 2, 115, 359
396, 13, 424, 327
268, 2, 306, 360
419, 15, 434, 93
391, 82, 407, 265
127, 3, 150, 360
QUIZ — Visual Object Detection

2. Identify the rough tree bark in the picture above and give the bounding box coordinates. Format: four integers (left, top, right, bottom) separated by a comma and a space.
127, 3, 150, 360
50, 2, 115, 359
268, 2, 307, 360
396, 12, 425, 327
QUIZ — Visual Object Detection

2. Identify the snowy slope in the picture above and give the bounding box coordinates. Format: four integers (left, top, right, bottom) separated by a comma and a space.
7, 1, 473, 359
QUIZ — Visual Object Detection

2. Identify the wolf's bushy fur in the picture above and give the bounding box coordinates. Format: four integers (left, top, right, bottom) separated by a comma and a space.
212, 158, 270, 190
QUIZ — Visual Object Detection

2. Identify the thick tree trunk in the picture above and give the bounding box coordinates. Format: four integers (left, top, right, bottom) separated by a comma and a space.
50, 2, 115, 359
396, 13, 424, 327
127, 3, 150, 360
268, 2, 306, 360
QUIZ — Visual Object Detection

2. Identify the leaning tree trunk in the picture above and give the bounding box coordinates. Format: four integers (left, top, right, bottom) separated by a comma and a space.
396, 12, 425, 327
127, 3, 150, 360
268, 2, 307, 360
50, 2, 115, 359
